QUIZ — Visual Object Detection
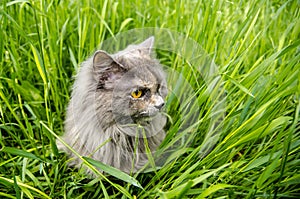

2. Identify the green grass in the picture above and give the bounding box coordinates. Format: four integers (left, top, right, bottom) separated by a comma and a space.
0, 0, 299, 198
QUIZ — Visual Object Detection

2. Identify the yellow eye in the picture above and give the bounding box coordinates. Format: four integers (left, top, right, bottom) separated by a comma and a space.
131, 89, 143, 98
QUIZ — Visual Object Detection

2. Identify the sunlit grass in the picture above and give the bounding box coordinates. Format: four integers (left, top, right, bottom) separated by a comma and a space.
0, 0, 299, 198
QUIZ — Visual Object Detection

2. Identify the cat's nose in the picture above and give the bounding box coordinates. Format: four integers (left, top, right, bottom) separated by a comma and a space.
153, 95, 165, 110
155, 102, 165, 110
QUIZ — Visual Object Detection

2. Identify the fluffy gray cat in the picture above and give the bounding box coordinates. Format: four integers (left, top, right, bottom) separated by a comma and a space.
57, 37, 167, 175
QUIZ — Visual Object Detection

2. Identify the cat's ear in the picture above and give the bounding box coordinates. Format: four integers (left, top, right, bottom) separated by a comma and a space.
93, 50, 115, 68
135, 36, 154, 57
93, 50, 125, 89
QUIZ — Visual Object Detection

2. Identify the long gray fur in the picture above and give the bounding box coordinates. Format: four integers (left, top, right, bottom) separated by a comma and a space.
57, 37, 167, 175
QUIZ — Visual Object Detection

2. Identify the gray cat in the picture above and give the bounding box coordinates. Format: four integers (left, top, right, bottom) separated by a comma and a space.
57, 37, 167, 175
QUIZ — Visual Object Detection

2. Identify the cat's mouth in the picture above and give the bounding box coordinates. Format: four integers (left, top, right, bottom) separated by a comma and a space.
114, 105, 165, 124
134, 107, 163, 122
140, 107, 161, 117
133, 113, 154, 122
133, 113, 159, 125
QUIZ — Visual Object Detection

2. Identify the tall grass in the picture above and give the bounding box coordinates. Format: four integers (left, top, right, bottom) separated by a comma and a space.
0, 0, 299, 198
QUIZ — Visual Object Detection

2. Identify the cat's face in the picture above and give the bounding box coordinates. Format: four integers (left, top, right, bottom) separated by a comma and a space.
93, 37, 167, 124
112, 62, 167, 123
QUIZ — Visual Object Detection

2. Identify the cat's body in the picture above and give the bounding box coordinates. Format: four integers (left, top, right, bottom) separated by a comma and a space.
57, 37, 167, 174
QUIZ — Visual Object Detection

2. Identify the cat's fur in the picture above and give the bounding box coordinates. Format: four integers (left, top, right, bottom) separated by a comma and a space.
57, 37, 167, 174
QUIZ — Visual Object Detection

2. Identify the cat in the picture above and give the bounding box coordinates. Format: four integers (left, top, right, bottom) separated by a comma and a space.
57, 37, 168, 175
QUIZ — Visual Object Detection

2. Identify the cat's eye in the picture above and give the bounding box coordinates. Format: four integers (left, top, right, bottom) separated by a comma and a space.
131, 89, 143, 98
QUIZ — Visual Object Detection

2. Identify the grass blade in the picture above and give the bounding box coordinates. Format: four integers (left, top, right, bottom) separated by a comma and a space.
1, 147, 43, 162
30, 44, 47, 85
197, 184, 234, 199
13, 176, 21, 199
0, 177, 51, 199
83, 157, 143, 189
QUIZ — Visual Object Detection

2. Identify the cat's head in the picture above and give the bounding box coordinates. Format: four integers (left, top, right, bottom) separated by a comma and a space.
93, 37, 167, 124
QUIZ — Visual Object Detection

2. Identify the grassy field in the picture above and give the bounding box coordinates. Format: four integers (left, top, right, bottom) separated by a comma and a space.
0, 0, 299, 198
